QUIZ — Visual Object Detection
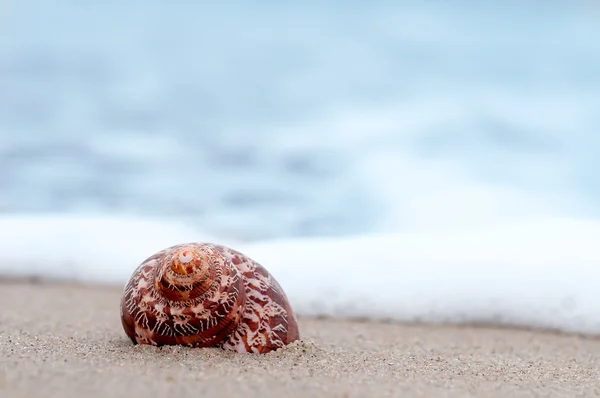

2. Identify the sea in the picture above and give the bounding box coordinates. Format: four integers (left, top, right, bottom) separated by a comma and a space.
0, 1, 599, 334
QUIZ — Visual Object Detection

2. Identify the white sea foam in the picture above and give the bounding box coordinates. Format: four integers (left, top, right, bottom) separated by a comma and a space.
0, 214, 599, 335
0, 215, 235, 283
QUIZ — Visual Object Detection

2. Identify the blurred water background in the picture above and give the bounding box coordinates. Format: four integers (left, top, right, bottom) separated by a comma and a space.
1, 1, 599, 241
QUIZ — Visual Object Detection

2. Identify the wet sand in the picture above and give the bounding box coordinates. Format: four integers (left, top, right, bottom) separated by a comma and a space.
1, 281, 599, 398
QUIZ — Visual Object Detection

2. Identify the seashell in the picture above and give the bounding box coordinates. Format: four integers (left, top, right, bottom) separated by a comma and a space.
120, 242, 300, 354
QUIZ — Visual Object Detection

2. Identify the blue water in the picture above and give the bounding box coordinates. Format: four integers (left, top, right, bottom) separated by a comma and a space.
1, 2, 599, 240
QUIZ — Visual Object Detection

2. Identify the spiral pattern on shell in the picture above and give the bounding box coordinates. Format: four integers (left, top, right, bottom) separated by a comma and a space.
120, 243, 300, 353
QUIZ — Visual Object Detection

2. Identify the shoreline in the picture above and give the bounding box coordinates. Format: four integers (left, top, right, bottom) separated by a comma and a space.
2, 276, 598, 341
1, 280, 599, 397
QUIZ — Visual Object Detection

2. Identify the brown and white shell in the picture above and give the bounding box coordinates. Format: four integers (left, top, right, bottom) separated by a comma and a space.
120, 242, 300, 354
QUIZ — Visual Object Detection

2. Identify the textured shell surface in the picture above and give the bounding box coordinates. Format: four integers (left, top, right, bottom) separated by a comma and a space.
120, 242, 300, 354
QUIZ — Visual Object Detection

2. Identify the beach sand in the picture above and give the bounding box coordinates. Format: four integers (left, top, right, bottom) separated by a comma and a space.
1, 280, 599, 398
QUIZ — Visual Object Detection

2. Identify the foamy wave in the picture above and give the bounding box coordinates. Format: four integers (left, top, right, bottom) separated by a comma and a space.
0, 214, 236, 283
1, 214, 599, 335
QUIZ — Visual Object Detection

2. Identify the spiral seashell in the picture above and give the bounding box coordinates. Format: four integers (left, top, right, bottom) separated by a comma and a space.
120, 242, 300, 353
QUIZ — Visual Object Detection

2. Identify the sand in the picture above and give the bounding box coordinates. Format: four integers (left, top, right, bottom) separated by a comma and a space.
1, 280, 599, 398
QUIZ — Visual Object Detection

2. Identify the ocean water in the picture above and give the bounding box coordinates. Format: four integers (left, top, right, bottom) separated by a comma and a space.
1, 3, 600, 335
1, 2, 599, 240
